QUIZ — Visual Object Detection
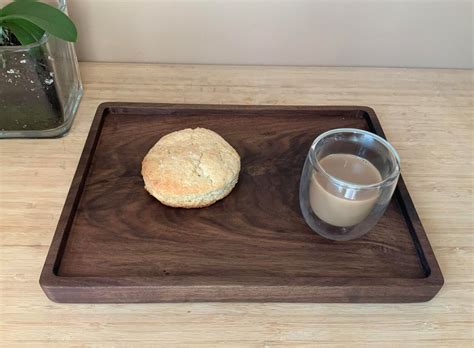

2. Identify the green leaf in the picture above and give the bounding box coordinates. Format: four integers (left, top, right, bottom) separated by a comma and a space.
0, 1, 77, 42
2, 19, 36, 45
1, 0, 38, 16
3, 18, 44, 45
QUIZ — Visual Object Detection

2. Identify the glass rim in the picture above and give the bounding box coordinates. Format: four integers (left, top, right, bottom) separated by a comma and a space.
308, 128, 401, 190
0, 0, 66, 52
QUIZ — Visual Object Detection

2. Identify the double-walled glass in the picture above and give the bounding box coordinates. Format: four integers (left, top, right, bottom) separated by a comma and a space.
299, 128, 400, 241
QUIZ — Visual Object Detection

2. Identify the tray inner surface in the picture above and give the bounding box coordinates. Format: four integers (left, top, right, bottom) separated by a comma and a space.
57, 108, 426, 282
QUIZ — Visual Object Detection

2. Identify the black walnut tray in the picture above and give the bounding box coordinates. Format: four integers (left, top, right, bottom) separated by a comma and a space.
40, 103, 443, 303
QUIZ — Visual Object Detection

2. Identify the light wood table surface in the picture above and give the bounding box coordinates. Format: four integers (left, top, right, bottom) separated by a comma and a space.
1, 63, 472, 347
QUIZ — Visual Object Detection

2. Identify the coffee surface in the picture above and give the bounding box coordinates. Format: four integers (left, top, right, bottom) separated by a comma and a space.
310, 154, 382, 227
319, 153, 382, 185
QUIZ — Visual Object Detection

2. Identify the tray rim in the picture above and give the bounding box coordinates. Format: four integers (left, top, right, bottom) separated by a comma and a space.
39, 102, 444, 303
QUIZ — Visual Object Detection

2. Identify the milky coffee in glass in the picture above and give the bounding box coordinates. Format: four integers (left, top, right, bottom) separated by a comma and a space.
309, 153, 382, 227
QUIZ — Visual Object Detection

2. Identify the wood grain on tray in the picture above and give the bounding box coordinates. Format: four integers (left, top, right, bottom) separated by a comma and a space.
40, 103, 443, 303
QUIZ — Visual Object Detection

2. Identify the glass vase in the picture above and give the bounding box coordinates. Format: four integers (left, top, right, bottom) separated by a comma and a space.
0, 0, 83, 138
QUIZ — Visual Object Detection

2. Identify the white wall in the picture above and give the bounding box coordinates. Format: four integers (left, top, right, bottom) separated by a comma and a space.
69, 0, 472, 68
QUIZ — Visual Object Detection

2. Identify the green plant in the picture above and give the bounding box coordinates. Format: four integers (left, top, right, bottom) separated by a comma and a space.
0, 0, 77, 46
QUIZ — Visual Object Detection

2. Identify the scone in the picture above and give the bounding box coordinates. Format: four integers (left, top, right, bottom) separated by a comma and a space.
141, 128, 240, 208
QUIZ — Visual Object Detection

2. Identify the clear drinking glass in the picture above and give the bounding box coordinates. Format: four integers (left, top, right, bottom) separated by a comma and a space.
299, 128, 400, 241
0, 0, 83, 138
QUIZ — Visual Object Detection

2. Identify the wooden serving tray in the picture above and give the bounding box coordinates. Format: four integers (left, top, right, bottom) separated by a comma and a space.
40, 103, 443, 303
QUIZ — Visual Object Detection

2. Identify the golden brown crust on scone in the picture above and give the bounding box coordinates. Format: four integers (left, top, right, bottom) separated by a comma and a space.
141, 128, 240, 208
